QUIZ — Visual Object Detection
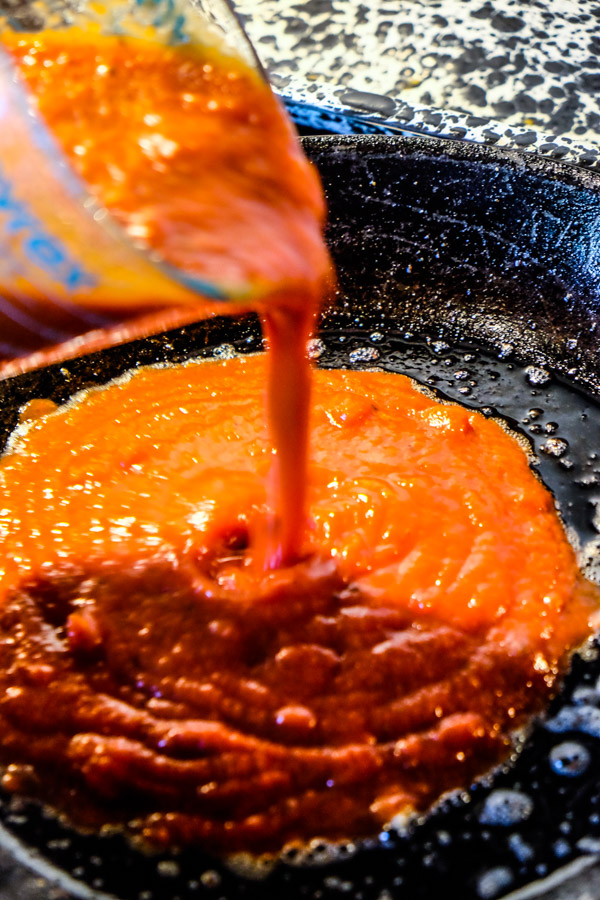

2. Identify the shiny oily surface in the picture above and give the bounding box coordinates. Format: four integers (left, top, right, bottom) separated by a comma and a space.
0, 353, 596, 858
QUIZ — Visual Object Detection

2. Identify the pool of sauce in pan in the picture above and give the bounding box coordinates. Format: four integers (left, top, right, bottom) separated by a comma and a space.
2, 326, 600, 900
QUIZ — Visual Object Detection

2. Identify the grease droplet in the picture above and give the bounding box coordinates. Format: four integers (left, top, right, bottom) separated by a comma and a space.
525, 365, 551, 385
307, 338, 325, 360
549, 741, 591, 777
479, 789, 534, 826
553, 838, 571, 859
508, 832, 534, 862
477, 865, 514, 899
157, 860, 180, 878
546, 704, 600, 738
213, 343, 236, 360
349, 346, 380, 364
200, 870, 222, 888
541, 437, 569, 458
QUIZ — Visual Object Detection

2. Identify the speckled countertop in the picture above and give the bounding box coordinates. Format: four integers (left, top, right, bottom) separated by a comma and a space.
237, 0, 600, 169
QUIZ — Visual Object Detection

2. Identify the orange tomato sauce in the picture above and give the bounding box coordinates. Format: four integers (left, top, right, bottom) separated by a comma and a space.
0, 355, 597, 853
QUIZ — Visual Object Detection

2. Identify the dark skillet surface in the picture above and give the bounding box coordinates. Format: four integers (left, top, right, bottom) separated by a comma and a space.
3, 135, 600, 899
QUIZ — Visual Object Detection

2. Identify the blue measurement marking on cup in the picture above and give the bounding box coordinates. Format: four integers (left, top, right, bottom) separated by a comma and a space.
0, 162, 98, 291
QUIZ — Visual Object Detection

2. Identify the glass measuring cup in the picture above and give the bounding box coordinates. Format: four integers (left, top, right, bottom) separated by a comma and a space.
0, 0, 270, 361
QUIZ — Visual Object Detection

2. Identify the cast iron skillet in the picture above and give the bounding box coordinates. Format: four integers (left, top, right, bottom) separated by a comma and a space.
3, 134, 600, 900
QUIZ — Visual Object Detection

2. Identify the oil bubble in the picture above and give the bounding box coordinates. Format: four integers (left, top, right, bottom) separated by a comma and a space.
200, 870, 222, 888
571, 686, 600, 706
545, 704, 600, 738
549, 741, 591, 777
476, 865, 514, 899
577, 836, 600, 854
348, 346, 380, 364
324, 876, 353, 892
479, 789, 534, 826
157, 860, 180, 877
307, 338, 326, 360
508, 832, 534, 862
212, 343, 237, 360
553, 839, 571, 859
541, 437, 569, 458
525, 366, 551, 386
281, 837, 358, 868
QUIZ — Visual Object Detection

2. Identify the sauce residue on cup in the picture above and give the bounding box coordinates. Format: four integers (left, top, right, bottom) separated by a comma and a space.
0, 357, 597, 854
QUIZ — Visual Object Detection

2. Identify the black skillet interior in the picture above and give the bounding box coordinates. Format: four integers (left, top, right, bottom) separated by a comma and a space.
3, 134, 600, 900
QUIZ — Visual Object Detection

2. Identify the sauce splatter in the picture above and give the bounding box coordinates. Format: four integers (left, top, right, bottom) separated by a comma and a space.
0, 356, 596, 853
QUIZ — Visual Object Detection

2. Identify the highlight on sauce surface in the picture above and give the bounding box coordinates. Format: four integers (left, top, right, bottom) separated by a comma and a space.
0, 355, 597, 855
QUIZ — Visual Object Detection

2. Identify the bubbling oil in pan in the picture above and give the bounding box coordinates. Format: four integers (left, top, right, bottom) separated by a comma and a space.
1, 314, 600, 900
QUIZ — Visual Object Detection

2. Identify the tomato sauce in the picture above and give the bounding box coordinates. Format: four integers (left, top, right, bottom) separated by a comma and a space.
0, 356, 597, 853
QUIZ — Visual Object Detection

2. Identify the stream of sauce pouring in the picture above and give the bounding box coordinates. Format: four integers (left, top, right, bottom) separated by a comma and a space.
3, 29, 331, 566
